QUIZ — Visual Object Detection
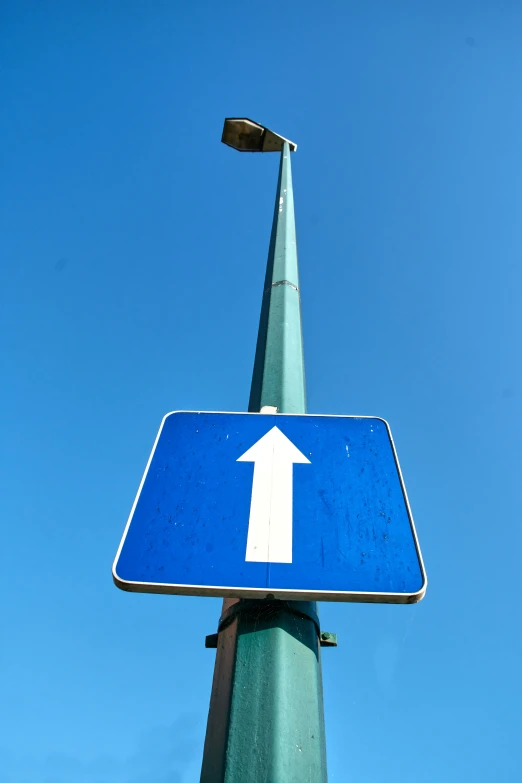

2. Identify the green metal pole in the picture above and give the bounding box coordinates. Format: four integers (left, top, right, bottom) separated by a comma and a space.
200, 143, 328, 783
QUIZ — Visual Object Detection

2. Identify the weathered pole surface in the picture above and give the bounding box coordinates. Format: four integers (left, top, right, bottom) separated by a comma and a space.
200, 142, 328, 783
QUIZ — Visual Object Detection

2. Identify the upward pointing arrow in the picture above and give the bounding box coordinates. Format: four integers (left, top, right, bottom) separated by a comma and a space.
237, 426, 310, 563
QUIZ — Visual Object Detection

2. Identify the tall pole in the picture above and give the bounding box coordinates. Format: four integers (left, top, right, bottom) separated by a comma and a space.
200, 143, 328, 782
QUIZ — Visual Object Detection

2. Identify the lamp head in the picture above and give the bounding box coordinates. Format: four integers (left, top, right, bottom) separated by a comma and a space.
221, 118, 297, 153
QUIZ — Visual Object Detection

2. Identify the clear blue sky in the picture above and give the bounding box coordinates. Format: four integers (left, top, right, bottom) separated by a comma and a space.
2, 1, 521, 781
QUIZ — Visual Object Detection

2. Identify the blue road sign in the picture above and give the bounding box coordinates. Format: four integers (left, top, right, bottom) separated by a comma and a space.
113, 412, 426, 603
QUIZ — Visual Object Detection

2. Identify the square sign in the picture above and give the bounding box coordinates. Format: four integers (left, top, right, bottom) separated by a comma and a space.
113, 412, 426, 603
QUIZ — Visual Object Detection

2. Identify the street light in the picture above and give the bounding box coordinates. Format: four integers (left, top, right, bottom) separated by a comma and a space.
201, 120, 327, 783
221, 117, 297, 153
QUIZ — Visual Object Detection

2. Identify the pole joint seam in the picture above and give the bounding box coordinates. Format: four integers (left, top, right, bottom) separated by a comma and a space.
264, 279, 299, 294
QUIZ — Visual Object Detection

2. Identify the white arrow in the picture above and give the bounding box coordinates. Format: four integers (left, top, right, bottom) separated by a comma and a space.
237, 426, 310, 563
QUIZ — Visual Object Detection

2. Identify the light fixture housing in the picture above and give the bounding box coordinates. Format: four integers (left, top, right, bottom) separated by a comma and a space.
221, 118, 297, 153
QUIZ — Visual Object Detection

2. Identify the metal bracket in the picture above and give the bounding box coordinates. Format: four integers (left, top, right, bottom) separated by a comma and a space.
205, 601, 337, 648
319, 632, 337, 647
205, 633, 219, 648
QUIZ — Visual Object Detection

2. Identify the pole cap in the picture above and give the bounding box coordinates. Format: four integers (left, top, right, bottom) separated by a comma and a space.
221, 118, 297, 153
